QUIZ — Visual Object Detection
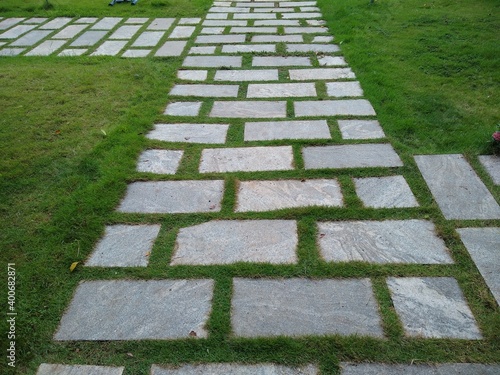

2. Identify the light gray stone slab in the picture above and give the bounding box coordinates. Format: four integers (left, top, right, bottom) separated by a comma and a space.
122, 49, 151, 58
232, 278, 384, 338
0, 24, 36, 39
151, 364, 319, 375
253, 56, 311, 66
230, 27, 277, 33
206, 13, 229, 20
387, 277, 482, 339
295, 99, 376, 116
148, 18, 175, 30
0, 48, 24, 56
280, 1, 317, 6
281, 13, 322, 19
74, 17, 98, 24
169, 26, 196, 39
327, 81, 364, 97
318, 55, 347, 66
25, 18, 48, 24
233, 13, 277, 19
25, 40, 66, 56
70, 31, 107, 46
457, 227, 500, 305
0, 18, 24, 30
178, 18, 202, 25
0, 42, 5, 47
200, 27, 225, 34
252, 34, 303, 43
136, 149, 183, 174
91, 40, 127, 56
202, 20, 247, 26
58, 49, 87, 56
247, 82, 316, 98
210, 101, 287, 118
117, 180, 224, 213
177, 70, 208, 81
189, 45, 216, 54
222, 44, 276, 53
289, 68, 355, 80
414, 154, 500, 220
195, 34, 246, 44
215, 69, 278, 81
86, 224, 161, 267
235, 2, 276, 7
313, 35, 334, 43
254, 7, 295, 12
39, 17, 72, 30
52, 24, 88, 39
318, 220, 452, 264
354, 176, 419, 208
200, 146, 294, 173
210, 6, 250, 13
10, 30, 51, 46
301, 6, 321, 12
37, 364, 124, 375
340, 363, 500, 375
133, 31, 164, 46
164, 102, 202, 116
109, 25, 141, 39
254, 20, 301, 26
172, 220, 298, 265
479, 155, 500, 184
236, 179, 342, 212
244, 119, 330, 141
338, 119, 385, 139
91, 17, 122, 30
155, 40, 187, 56
170, 84, 239, 97
54, 279, 214, 340
147, 123, 229, 144
284, 27, 328, 34
125, 17, 149, 24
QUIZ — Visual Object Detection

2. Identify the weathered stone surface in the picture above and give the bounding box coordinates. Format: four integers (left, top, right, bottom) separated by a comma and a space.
244, 120, 330, 141
178, 18, 202, 25
210, 6, 250, 13
183, 55, 242, 67
58, 49, 87, 56
0, 24, 37, 39
170, 84, 239, 98
281, 12, 322, 19
318, 220, 452, 264
25, 40, 66, 56
254, 7, 295, 13
0, 48, 24, 56
25, 18, 48, 24
91, 17, 121, 30
122, 49, 151, 58
295, 100, 376, 116
340, 363, 500, 375
171, 220, 298, 265
414, 154, 500, 219
164, 101, 201, 116
189, 45, 216, 54
254, 20, 301, 26
206, 13, 229, 20
169, 26, 196, 38
247, 82, 316, 98
39, 17, 72, 29
221, 44, 276, 53
196, 34, 246, 44
233, 13, 277, 19
155, 41, 187, 56
91, 40, 127, 56
312, 35, 334, 42
338, 119, 385, 139
136, 149, 183, 174
457, 227, 500, 305
10, 30, 51, 46
303, 144, 403, 169
326, 81, 363, 97
54, 279, 214, 340
210, 100, 286, 118
0, 18, 24, 30
151, 364, 319, 375
235, 2, 275, 7
200, 146, 294, 173
252, 35, 303, 43
318, 55, 347, 66
289, 68, 355, 80
146, 123, 229, 144
117, 180, 224, 213
133, 31, 164, 46
177, 70, 208, 81
230, 27, 277, 33
236, 179, 342, 212
147, 18, 175, 30
109, 25, 141, 39
200, 27, 225, 34
284, 27, 328, 34
253, 56, 311, 66
387, 277, 482, 339
70, 31, 107, 46
280, 1, 317, 6
86, 224, 161, 267
53, 24, 88, 39
202, 20, 247, 26
74, 17, 98, 24
125, 17, 149, 24
301, 6, 321, 12
215, 69, 277, 81
232, 278, 384, 338
37, 364, 124, 375
354, 176, 419, 208
479, 155, 500, 184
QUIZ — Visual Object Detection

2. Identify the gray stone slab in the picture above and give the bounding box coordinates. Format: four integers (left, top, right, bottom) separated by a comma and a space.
91, 17, 122, 30
39, 17, 72, 30
109, 25, 141, 39
200, 27, 225, 34
178, 18, 202, 25
254, 20, 301, 26
86, 224, 161, 267
133, 31, 164, 46
148, 18, 175, 30
479, 155, 500, 184
0, 24, 37, 39
232, 278, 384, 338
91, 40, 127, 56
202, 20, 247, 26
189, 45, 216, 54
155, 40, 187, 56
236, 179, 342, 212
222, 44, 276, 53
284, 27, 328, 34
282, 13, 322, 19
146, 123, 229, 144
164, 101, 202, 116
125, 17, 149, 24
301, 6, 321, 12
253, 56, 311, 66
303, 144, 403, 169
200, 146, 294, 173
354, 176, 419, 208
25, 40, 66, 56
318, 55, 347, 66
58, 49, 87, 56
169, 26, 196, 39
327, 81, 364, 97
70, 31, 107, 47
387, 277, 482, 339
414, 154, 500, 220
74, 17, 98, 24
117, 180, 224, 213
244, 119, 330, 141
233, 13, 278, 19
0, 48, 25, 56
25, 18, 48, 24
289, 68, 355, 80
172, 220, 298, 265
312, 35, 334, 43
10, 30, 51, 46
196, 34, 246, 44
52, 24, 88, 39
340, 363, 500, 375
151, 364, 319, 375
206, 13, 229, 20
37, 364, 124, 375
318, 220, 452, 264
210, 101, 287, 118
254, 7, 295, 12
295, 99, 376, 116
280, 1, 317, 6
215, 69, 278, 81
247, 82, 316, 98
252, 35, 303, 43
457, 227, 500, 305
177, 70, 208, 81
338, 119, 385, 139
230, 27, 277, 33
0, 18, 24, 30
122, 49, 151, 58
184, 56, 243, 68
210, 6, 250, 13
54, 279, 214, 340
136, 149, 183, 174
170, 84, 239, 97
235, 2, 276, 7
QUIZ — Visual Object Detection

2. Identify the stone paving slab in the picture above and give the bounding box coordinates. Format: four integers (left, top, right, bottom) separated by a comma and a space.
54, 279, 214, 340
318, 55, 347, 66
91, 40, 127, 56
200, 146, 294, 172
247, 82, 317, 98
387, 277, 482, 339
252, 35, 303, 43
53, 24, 88, 39
233, 13, 278, 19
214, 69, 278, 81
312, 35, 334, 42
354, 176, 419, 208
25, 40, 66, 56
37, 364, 124, 375
202, 20, 248, 26
318, 220, 452, 264
281, 12, 322, 19
117, 180, 224, 213
479, 155, 500, 184
170, 84, 239, 97
295, 99, 376, 116
39, 17, 72, 30
280, 1, 317, 6
303, 144, 403, 169
91, 17, 121, 30
179, 18, 202, 25
457, 227, 500, 305
340, 363, 500, 375
178, 69, 208, 80
206, 13, 229, 19
210, 100, 287, 118
253, 56, 311, 66
147, 123, 228, 144
196, 34, 246, 44
86, 224, 161, 267
201, 27, 225, 34
155, 40, 187, 56
284, 27, 328, 34
286, 44, 339, 53
236, 179, 342, 212
169, 26, 196, 39
0, 48, 24, 56
151, 364, 319, 375
232, 278, 384, 338
289, 68, 355, 80
0, 18, 24, 30
222, 44, 277, 53
74, 17, 98, 24
10, 30, 52, 46
164, 101, 202, 116
230, 27, 277, 33
326, 81, 364, 97
58, 49, 87, 56
147, 18, 175, 30
122, 49, 151, 58
0, 24, 37, 39
132, 31, 164, 46
125, 17, 149, 24
338, 119, 385, 139
109, 25, 141, 39
171, 220, 298, 265
414, 154, 500, 220
254, 20, 301, 26
189, 45, 217, 54
70, 31, 107, 46
210, 6, 251, 13
183, 55, 242, 67
244, 119, 331, 141
136, 149, 184, 174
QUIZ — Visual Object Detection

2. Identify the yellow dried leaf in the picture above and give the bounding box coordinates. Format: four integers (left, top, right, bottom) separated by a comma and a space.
69, 262, 79, 272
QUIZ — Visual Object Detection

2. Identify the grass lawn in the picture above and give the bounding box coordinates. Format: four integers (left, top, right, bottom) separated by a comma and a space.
1, 0, 499, 374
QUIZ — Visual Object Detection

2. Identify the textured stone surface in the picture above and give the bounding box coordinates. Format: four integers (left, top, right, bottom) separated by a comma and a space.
122, 49, 151, 58
136, 149, 183, 174
215, 69, 278, 81
0, 24, 36, 39
252, 35, 303, 43
178, 17, 202, 25
244, 120, 330, 141
295, 99, 376, 116
189, 46, 216, 54
151, 364, 319, 375
286, 44, 339, 53
25, 40, 66, 56
233, 13, 277, 19
170, 84, 239, 98
253, 56, 311, 66
37, 364, 124, 375
74, 17, 98, 24
312, 35, 334, 42
479, 155, 500, 184
39, 17, 72, 29
457, 227, 500, 305
177, 70, 208, 81
281, 12, 322, 19
318, 55, 347, 66
232, 278, 383, 338
387, 277, 482, 339
303, 144, 403, 169
338, 119, 385, 139
91, 40, 127, 56
10, 30, 51, 46
125, 17, 149, 24
164, 101, 202, 116
117, 180, 224, 213
202, 20, 247, 26
254, 20, 301, 26
169, 26, 196, 39
146, 123, 228, 144
326, 81, 364, 97
0, 48, 25, 56
155, 41, 187, 56
109, 25, 141, 39
183, 55, 242, 67
132, 31, 164, 46
148, 18, 175, 30
210, 101, 286, 118
354, 176, 419, 208
196, 34, 246, 44
206, 13, 228, 20
91, 17, 121, 30
0, 18, 24, 30
24, 17, 48, 24
54, 280, 214, 340
247, 82, 317, 98
236, 179, 342, 212
289, 68, 355, 80
86, 224, 161, 267
230, 27, 277, 33
414, 154, 500, 219
70, 31, 107, 46
200, 27, 225, 34
200, 146, 294, 172
222, 44, 276, 53
280, 1, 317, 6
318, 220, 452, 264
58, 49, 87, 56
340, 363, 500, 375
53, 24, 88, 39
171, 220, 298, 265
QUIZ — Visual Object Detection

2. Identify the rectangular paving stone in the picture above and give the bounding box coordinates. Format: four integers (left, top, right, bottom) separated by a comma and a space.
58, 49, 87, 56
254, 8, 296, 12
253, 56, 311, 66
172, 220, 298, 265
125, 17, 149, 24
164, 101, 202, 116
210, 6, 250, 12
195, 34, 246, 44
202, 20, 247, 26
233, 13, 278, 19
91, 17, 122, 30
479, 155, 500, 184
232, 278, 384, 338
247, 82, 316, 98
387, 277, 482, 339
39, 17, 72, 29
235, 2, 276, 7
10, 30, 52, 46
206, 13, 229, 19
210, 101, 287, 118
37, 364, 124, 375
178, 17, 202, 25
122, 49, 151, 58
184, 55, 243, 67
189, 45, 216, 54
284, 27, 328, 34
303, 144, 403, 169
109, 25, 141, 39
289, 67, 355, 80
222, 44, 276, 53
280, 1, 317, 6
318, 220, 452, 264
295, 99, 376, 116
313, 35, 334, 42
244, 119, 331, 141
340, 363, 500, 375
24, 18, 47, 24
117, 180, 224, 213
136, 149, 183, 174
155, 40, 187, 56
86, 224, 161, 267
301, 6, 321, 12
252, 34, 303, 43
74, 17, 98, 24
52, 24, 88, 39
236, 179, 342, 212
177, 70, 208, 81
0, 18, 24, 30
287, 44, 339, 53
91, 40, 127, 56
70, 31, 107, 46
230, 27, 277, 33
318, 55, 347, 66
170, 84, 239, 97
200, 27, 225, 34
0, 48, 25, 56
168, 26, 196, 39
254, 20, 301, 26
215, 69, 278, 81
0, 24, 37, 39
54, 279, 214, 340
133, 31, 164, 46
281, 12, 322, 19
25, 40, 66, 56
354, 176, 419, 208
457, 227, 500, 305
151, 364, 318, 375
414, 154, 500, 219
200, 146, 294, 173
327, 81, 364, 97
338, 119, 385, 139
148, 18, 175, 30
147, 123, 228, 144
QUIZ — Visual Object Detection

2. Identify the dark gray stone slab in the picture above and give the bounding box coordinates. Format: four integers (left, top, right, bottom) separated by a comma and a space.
340, 363, 500, 375
232, 278, 384, 338
253, 56, 311, 66
0, 24, 37, 39
25, 40, 66, 56
164, 101, 202, 116
354, 176, 419, 208
479, 155, 500, 184
183, 55, 242, 67
338, 119, 385, 139
54, 279, 214, 340
109, 25, 141, 39
147, 123, 228, 144
195, 34, 246, 44
244, 120, 330, 141
70, 31, 107, 46
148, 18, 175, 30
387, 277, 482, 339
91, 40, 127, 56
133, 31, 165, 46
53, 24, 88, 39
210, 100, 287, 118
37, 364, 124, 375
215, 69, 278, 81
151, 364, 318, 375
289, 68, 355, 80
91, 17, 122, 30
222, 44, 276, 53
10, 30, 51, 46
414, 154, 500, 220
252, 35, 303, 43
326, 81, 364, 97
177, 70, 208, 81
247, 82, 316, 98
39, 17, 72, 30
136, 149, 183, 174
117, 180, 224, 213
294, 99, 376, 116
170, 84, 239, 97
155, 40, 187, 56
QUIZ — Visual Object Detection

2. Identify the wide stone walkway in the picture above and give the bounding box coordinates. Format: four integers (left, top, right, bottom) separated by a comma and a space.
25, 0, 498, 374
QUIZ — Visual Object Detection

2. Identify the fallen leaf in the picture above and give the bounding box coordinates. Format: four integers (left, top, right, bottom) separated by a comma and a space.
55, 130, 61, 135
101, 129, 107, 136
319, 233, 326, 238
69, 262, 79, 272
189, 331, 197, 337
127, 352, 134, 357
145, 252, 150, 257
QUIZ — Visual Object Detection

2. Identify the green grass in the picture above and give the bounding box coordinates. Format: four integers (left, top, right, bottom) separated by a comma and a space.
1, 0, 499, 374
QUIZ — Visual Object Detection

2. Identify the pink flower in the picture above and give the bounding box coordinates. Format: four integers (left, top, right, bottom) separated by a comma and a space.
493, 131, 500, 142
